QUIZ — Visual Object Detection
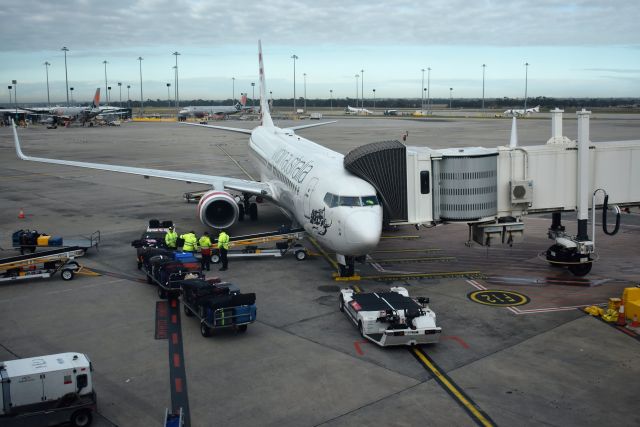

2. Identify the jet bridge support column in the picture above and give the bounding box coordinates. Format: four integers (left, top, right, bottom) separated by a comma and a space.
576, 109, 591, 241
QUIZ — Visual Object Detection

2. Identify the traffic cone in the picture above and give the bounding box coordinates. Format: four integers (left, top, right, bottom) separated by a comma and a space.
616, 301, 627, 326
631, 314, 640, 328
18, 208, 25, 219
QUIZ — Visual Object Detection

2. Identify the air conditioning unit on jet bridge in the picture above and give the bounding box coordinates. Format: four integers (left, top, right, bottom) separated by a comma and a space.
510, 180, 533, 206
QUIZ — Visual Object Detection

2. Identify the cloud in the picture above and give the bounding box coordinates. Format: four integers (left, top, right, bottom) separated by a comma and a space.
1, 0, 639, 52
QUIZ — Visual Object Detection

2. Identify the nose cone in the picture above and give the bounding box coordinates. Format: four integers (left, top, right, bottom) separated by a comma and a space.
344, 209, 382, 255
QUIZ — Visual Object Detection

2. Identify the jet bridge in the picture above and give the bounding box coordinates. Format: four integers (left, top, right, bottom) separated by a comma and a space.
344, 109, 640, 276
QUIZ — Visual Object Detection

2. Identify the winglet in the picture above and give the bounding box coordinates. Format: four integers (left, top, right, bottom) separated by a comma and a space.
12, 119, 28, 160
258, 40, 274, 128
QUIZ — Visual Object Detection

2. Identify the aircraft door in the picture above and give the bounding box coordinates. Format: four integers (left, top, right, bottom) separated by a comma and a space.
303, 177, 319, 218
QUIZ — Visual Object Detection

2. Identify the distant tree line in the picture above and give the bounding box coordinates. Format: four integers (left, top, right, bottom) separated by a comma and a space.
88, 96, 640, 110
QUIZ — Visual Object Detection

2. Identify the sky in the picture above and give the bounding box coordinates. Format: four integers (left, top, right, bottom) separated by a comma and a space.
1, 0, 639, 104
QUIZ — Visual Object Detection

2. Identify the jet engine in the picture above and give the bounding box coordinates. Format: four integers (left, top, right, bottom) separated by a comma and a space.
197, 190, 239, 229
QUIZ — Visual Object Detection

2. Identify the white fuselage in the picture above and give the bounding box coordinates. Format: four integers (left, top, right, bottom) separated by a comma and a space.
179, 105, 240, 116
248, 125, 383, 256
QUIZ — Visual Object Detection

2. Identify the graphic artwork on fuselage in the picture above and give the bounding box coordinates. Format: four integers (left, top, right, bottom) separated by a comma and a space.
271, 148, 314, 184
306, 207, 332, 236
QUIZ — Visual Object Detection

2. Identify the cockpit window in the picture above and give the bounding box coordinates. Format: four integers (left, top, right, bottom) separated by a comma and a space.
338, 196, 361, 207
361, 195, 379, 206
324, 193, 379, 207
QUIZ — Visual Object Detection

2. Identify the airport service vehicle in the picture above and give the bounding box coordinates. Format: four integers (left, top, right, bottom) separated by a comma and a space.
0, 247, 84, 283
0, 352, 96, 427
211, 228, 308, 264
339, 287, 441, 347
143, 252, 203, 299
180, 279, 257, 337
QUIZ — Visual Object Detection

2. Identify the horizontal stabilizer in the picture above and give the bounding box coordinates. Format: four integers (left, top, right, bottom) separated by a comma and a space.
286, 121, 337, 132
180, 122, 253, 134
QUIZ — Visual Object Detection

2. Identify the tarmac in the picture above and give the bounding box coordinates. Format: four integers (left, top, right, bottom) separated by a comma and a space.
1, 114, 639, 427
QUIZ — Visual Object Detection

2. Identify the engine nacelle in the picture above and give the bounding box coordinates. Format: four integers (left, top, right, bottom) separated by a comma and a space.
197, 190, 239, 229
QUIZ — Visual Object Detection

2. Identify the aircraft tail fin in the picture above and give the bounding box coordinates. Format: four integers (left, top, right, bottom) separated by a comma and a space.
92, 88, 101, 109
258, 40, 274, 128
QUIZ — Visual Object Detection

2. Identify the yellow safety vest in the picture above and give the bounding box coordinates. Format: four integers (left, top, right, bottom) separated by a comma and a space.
165, 230, 178, 248
181, 233, 198, 251
199, 236, 212, 249
217, 232, 230, 250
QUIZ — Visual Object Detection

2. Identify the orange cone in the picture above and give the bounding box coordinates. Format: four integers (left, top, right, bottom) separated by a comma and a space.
18, 208, 25, 219
631, 314, 640, 328
616, 301, 627, 326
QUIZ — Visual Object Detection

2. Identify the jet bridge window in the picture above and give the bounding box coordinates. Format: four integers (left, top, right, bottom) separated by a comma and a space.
420, 171, 430, 194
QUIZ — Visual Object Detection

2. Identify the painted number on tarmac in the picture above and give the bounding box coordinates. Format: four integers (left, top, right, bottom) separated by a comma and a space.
468, 290, 530, 307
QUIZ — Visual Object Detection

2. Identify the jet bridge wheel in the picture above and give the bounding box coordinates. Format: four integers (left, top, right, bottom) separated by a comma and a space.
568, 261, 592, 277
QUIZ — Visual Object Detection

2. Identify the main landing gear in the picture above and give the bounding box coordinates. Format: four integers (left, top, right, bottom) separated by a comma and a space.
237, 193, 259, 222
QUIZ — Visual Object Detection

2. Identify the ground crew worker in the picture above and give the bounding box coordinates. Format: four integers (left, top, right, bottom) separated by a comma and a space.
165, 226, 178, 249
180, 230, 199, 253
199, 231, 213, 271
217, 229, 230, 271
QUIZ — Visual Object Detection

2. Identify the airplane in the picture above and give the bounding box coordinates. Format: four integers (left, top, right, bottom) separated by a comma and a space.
503, 105, 540, 117
345, 105, 373, 115
11, 41, 383, 277
21, 89, 127, 125
179, 95, 250, 119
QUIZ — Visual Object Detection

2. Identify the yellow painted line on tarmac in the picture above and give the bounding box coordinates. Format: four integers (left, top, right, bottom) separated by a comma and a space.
307, 237, 339, 272
373, 248, 443, 254
374, 256, 456, 264
361, 271, 483, 281
412, 347, 495, 427
216, 145, 255, 181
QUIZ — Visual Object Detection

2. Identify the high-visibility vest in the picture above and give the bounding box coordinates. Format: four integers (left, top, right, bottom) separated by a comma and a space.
165, 230, 178, 248
199, 236, 212, 255
181, 233, 198, 251
217, 232, 230, 250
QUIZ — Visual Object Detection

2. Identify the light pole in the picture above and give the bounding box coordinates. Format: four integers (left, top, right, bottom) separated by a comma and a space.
8, 85, 12, 106
137, 56, 144, 116
427, 67, 431, 113
421, 68, 425, 112
232, 77, 235, 104
330, 89, 333, 111
166, 83, 171, 107
355, 74, 359, 106
44, 61, 51, 107
251, 82, 255, 109
291, 54, 298, 112
360, 69, 364, 108
127, 85, 131, 108
102, 60, 109, 105
270, 90, 273, 109
423, 88, 427, 111
107, 86, 111, 105
373, 89, 376, 110
12, 80, 17, 113
303, 73, 307, 113
118, 82, 122, 108
524, 62, 529, 111
61, 47, 69, 106
172, 52, 180, 109
449, 87, 453, 109
70, 87, 74, 104
482, 64, 486, 114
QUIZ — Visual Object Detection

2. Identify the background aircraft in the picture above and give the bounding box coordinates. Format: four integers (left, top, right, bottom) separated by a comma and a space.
345, 105, 373, 115
179, 95, 249, 118
504, 105, 540, 117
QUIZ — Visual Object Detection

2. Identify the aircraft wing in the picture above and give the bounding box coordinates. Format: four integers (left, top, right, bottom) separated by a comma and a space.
180, 122, 253, 134
286, 121, 337, 131
11, 120, 271, 197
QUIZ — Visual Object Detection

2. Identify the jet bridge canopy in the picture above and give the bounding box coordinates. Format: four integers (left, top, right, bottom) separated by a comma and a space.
344, 140, 407, 222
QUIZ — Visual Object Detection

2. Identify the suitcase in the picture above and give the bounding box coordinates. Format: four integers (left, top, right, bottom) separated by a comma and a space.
149, 219, 160, 228
174, 252, 197, 261
37, 235, 51, 246
234, 306, 252, 324
161, 220, 174, 228
49, 237, 63, 246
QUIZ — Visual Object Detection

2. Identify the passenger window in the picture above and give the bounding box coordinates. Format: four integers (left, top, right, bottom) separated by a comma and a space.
420, 171, 430, 194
